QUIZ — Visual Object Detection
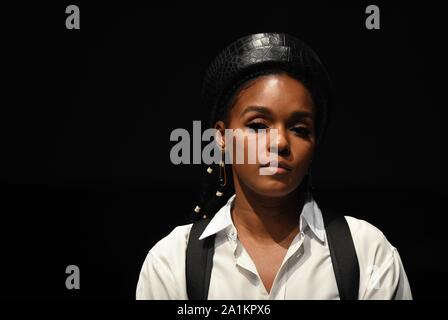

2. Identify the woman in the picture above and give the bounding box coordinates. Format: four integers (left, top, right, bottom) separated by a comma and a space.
136, 33, 412, 299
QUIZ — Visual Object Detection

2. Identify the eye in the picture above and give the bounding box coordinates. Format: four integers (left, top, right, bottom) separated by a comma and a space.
291, 126, 311, 137
247, 122, 269, 131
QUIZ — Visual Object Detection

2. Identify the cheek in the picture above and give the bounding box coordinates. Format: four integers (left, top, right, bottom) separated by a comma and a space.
231, 162, 260, 188
291, 141, 315, 167
227, 130, 260, 164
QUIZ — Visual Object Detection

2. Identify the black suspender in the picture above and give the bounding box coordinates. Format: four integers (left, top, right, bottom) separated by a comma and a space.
322, 209, 360, 300
185, 218, 216, 300
186, 209, 359, 300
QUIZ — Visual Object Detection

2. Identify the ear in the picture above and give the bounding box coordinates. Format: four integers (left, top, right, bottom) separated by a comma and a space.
214, 121, 226, 149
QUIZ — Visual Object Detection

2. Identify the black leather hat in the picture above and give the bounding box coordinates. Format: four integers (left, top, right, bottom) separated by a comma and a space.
202, 32, 332, 143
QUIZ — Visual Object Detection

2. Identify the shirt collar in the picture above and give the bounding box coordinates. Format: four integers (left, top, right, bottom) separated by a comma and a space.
198, 195, 235, 240
198, 193, 326, 242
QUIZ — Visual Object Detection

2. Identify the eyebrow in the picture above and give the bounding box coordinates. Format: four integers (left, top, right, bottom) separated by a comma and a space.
240, 105, 313, 121
289, 110, 314, 122
240, 105, 273, 118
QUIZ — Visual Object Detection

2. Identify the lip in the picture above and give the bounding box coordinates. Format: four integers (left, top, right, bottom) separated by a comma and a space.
260, 161, 293, 173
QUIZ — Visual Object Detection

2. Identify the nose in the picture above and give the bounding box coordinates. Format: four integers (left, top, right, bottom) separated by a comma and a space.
270, 126, 290, 157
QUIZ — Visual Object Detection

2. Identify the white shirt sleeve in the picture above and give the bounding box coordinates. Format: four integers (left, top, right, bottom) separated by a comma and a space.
136, 251, 178, 300
136, 225, 191, 300
361, 247, 412, 300
345, 216, 413, 300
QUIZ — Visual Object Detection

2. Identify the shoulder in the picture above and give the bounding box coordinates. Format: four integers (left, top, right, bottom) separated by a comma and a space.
342, 216, 413, 299
344, 216, 393, 247
343, 215, 399, 279
344, 215, 396, 257
136, 223, 193, 299
148, 223, 194, 264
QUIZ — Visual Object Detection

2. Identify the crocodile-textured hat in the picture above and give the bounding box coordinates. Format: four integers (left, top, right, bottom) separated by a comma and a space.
202, 32, 332, 143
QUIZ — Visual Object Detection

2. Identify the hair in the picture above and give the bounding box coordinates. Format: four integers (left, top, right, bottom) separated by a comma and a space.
188, 66, 326, 222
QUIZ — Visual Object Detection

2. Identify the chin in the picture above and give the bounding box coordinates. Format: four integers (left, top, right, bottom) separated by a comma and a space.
253, 178, 299, 198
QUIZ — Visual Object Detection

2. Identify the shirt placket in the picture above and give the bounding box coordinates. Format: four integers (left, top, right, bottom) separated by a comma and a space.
269, 230, 306, 299
227, 226, 307, 300
226, 227, 269, 298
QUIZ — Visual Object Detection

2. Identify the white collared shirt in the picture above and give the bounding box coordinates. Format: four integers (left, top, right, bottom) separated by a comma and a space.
136, 194, 412, 300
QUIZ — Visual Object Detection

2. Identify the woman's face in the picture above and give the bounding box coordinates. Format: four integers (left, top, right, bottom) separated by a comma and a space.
216, 73, 316, 198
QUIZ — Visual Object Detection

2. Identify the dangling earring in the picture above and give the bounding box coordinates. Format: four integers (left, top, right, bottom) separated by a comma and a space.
216, 150, 226, 197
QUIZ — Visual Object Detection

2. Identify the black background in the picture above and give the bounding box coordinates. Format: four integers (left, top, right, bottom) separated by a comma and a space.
2, 1, 447, 299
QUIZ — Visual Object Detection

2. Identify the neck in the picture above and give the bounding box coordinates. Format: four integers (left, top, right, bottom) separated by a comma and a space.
231, 177, 306, 246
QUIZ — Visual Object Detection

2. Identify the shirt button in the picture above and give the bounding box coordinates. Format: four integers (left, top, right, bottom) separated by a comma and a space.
228, 232, 236, 242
